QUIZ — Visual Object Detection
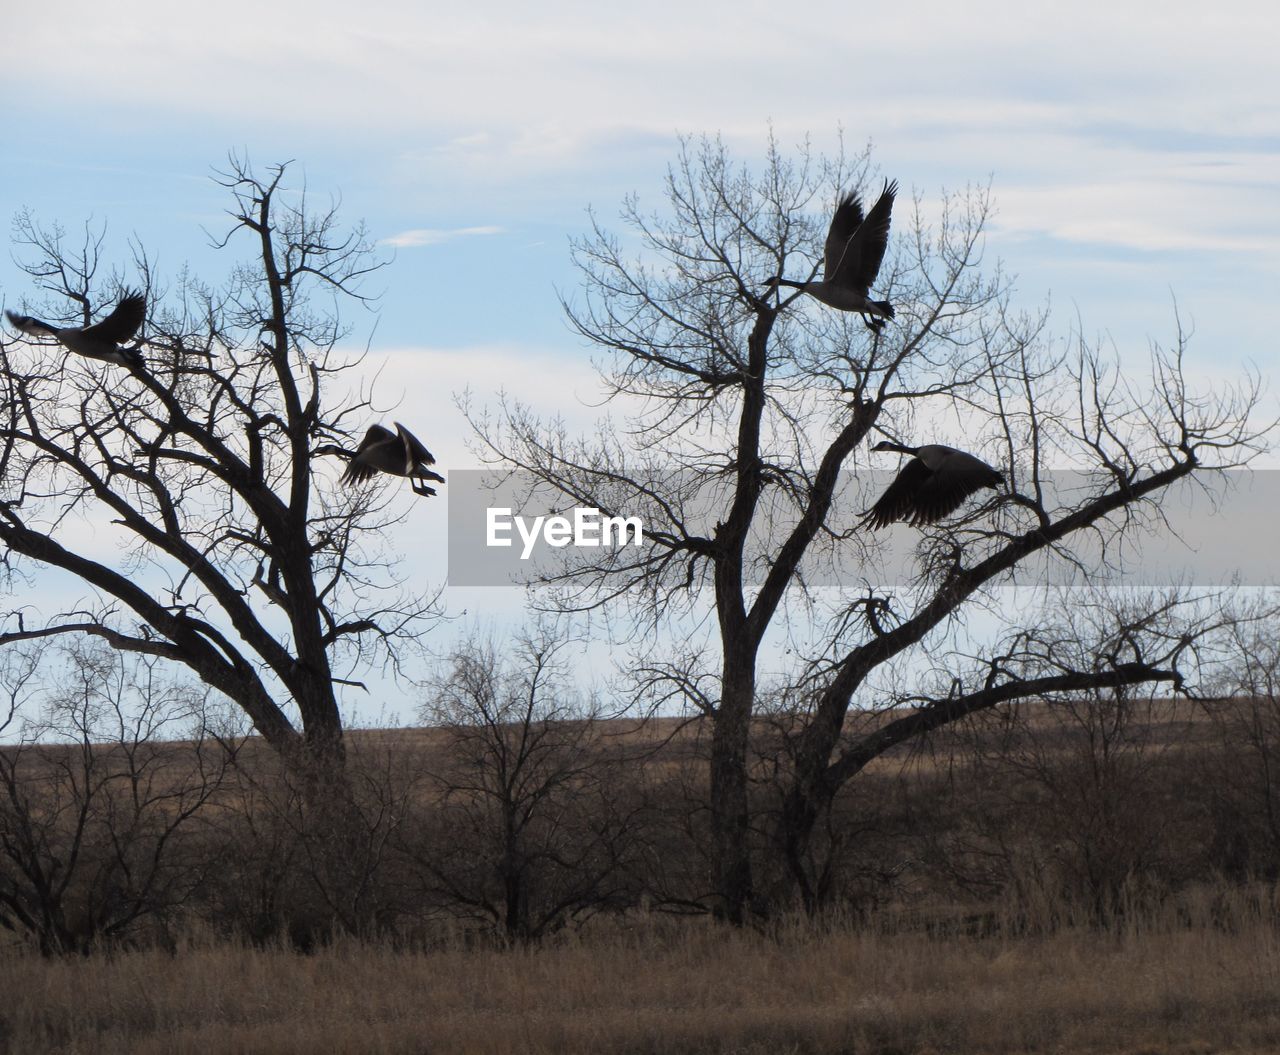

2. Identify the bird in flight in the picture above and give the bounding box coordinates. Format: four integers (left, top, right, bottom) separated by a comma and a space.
866, 441, 1002, 528
766, 180, 898, 332
5, 290, 146, 369
340, 422, 445, 497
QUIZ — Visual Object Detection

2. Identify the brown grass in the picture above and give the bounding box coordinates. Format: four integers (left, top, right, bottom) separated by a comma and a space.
4, 892, 1280, 1055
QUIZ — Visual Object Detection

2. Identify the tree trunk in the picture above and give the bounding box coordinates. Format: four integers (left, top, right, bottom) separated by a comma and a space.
710, 656, 755, 923
779, 775, 832, 914
778, 694, 845, 912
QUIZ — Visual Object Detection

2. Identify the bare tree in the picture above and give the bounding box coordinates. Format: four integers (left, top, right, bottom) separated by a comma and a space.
0, 641, 237, 954
1202, 600, 1280, 879
408, 628, 642, 940
932, 683, 1198, 923
470, 134, 1271, 921
195, 728, 421, 948
0, 158, 441, 780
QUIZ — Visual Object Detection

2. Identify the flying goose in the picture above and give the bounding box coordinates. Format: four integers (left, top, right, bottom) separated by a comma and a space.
340, 422, 445, 497
5, 290, 146, 369
766, 180, 898, 332
866, 441, 1002, 528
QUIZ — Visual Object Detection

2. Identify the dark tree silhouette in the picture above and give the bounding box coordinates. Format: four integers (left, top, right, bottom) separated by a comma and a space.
411, 628, 641, 940
0, 641, 237, 954
0, 158, 441, 780
470, 135, 1272, 922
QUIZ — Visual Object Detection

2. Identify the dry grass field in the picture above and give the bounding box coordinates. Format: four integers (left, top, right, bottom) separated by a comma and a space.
3, 893, 1280, 1055
5, 697, 1279, 1053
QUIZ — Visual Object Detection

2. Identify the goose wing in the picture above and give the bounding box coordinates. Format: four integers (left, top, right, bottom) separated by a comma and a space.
394, 422, 439, 474
5, 311, 59, 338
867, 457, 932, 529
82, 292, 146, 344
341, 424, 397, 485
904, 450, 1002, 526
831, 179, 897, 293
823, 190, 864, 281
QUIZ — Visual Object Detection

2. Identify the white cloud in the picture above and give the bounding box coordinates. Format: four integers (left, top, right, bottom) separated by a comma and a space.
4, 0, 1277, 404
344, 342, 612, 469
379, 225, 504, 248
8, 1, 1277, 148
7, 1, 1278, 269
993, 182, 1276, 255
982, 147, 1280, 255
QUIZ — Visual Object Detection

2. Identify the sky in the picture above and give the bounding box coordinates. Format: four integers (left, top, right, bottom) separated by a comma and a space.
2, 0, 1278, 723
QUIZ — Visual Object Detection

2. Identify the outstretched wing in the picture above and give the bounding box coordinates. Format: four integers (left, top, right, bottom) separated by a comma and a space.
831, 179, 897, 293
866, 457, 931, 529
394, 422, 438, 470
5, 311, 59, 338
341, 424, 397, 485
82, 292, 146, 344
823, 190, 864, 281
340, 459, 379, 486
905, 450, 1002, 526
356, 424, 397, 452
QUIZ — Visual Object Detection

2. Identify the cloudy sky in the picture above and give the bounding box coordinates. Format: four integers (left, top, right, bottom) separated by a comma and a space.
3, 1, 1278, 715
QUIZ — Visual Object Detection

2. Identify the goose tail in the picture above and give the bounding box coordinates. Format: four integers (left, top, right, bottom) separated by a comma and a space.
119, 345, 146, 371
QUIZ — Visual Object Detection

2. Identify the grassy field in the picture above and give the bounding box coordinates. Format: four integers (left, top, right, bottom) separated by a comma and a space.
4, 893, 1279, 1055
3, 698, 1277, 1052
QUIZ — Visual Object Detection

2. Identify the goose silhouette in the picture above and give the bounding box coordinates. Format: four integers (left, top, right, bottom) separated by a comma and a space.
866, 441, 1002, 528
767, 180, 897, 331
340, 423, 445, 497
6, 290, 146, 369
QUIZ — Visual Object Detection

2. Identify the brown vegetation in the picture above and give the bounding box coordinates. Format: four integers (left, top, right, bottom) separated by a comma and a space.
5, 692, 1280, 948
5, 682, 1280, 1050
3, 894, 1279, 1054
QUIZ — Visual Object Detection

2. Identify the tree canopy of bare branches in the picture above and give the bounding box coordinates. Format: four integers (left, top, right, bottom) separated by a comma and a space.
1, 158, 441, 775
0, 641, 237, 953
470, 134, 1273, 921
412, 628, 641, 940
